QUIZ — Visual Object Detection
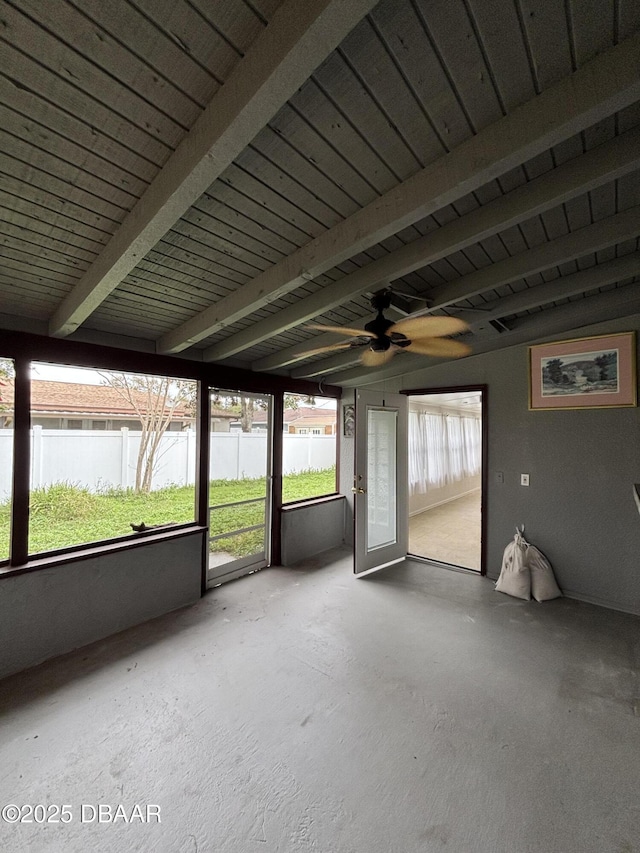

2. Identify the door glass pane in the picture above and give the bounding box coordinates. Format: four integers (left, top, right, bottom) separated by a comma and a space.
209, 391, 272, 572
367, 408, 397, 550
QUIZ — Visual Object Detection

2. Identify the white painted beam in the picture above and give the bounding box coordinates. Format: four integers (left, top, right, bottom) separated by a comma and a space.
157, 32, 640, 356
202, 128, 640, 360
48, 0, 379, 338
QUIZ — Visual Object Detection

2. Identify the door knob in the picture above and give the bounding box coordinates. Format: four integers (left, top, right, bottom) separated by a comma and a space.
351, 486, 366, 494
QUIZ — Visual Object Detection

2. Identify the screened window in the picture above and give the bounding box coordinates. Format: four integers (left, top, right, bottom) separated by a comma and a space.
282, 393, 337, 503
28, 363, 198, 556
0, 357, 14, 562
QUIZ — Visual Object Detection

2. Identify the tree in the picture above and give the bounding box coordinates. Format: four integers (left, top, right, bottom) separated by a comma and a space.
212, 392, 317, 433
594, 351, 616, 380
0, 358, 13, 380
285, 393, 316, 409
0, 358, 15, 424
100, 372, 196, 493
545, 358, 564, 385
211, 392, 269, 433
240, 396, 255, 432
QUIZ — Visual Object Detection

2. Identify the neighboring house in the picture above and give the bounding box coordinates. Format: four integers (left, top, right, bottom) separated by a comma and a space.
285, 407, 337, 435
209, 408, 237, 433
0, 379, 211, 431
228, 406, 337, 434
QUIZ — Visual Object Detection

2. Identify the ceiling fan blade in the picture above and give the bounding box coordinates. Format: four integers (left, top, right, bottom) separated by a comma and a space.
306, 324, 373, 338
298, 342, 355, 358
360, 347, 397, 366
405, 338, 472, 357
389, 315, 469, 339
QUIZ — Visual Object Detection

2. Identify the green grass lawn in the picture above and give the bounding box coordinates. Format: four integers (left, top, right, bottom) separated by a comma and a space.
0, 467, 336, 560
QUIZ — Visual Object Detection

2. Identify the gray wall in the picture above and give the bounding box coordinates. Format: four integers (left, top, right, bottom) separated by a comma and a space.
371, 313, 640, 615
281, 497, 346, 565
0, 530, 204, 680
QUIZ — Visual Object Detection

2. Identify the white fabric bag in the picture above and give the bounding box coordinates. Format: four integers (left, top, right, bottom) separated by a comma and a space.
528, 545, 562, 601
495, 526, 530, 600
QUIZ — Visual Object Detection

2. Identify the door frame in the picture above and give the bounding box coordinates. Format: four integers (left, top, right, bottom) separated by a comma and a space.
401, 384, 488, 576
206, 388, 274, 588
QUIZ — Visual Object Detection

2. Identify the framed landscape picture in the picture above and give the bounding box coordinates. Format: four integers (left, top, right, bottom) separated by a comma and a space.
529, 332, 637, 410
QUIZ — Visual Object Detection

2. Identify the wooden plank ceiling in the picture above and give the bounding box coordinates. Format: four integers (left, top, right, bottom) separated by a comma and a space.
0, 0, 639, 386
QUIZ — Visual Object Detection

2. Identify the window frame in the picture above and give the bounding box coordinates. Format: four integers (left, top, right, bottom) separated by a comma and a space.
1, 330, 341, 574
281, 393, 339, 506
27, 361, 201, 559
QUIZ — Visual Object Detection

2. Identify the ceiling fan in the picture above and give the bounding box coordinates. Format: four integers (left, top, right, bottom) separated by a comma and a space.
300, 290, 472, 367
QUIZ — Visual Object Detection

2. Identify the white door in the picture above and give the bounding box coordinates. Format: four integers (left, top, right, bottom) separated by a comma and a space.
354, 389, 408, 575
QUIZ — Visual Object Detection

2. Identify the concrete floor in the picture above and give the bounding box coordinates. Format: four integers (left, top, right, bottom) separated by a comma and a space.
1, 549, 639, 853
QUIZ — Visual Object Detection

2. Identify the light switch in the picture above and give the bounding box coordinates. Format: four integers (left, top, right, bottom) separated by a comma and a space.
521, 473, 530, 486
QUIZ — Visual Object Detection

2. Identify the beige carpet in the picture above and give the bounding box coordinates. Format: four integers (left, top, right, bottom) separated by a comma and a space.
409, 489, 481, 571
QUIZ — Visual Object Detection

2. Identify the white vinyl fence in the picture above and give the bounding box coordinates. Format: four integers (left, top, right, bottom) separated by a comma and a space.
0, 428, 335, 499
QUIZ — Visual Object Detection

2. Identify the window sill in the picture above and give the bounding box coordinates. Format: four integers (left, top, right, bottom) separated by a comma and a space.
281, 493, 345, 511
0, 525, 208, 581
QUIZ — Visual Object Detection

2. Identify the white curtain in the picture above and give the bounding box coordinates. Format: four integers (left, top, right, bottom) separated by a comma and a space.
462, 416, 481, 477
408, 409, 481, 494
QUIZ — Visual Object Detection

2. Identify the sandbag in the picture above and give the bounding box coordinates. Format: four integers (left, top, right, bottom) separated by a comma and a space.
495, 526, 530, 600
527, 544, 562, 601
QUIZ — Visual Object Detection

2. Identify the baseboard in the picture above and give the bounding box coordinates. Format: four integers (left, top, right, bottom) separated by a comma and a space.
558, 588, 640, 618
409, 486, 481, 517
485, 573, 640, 617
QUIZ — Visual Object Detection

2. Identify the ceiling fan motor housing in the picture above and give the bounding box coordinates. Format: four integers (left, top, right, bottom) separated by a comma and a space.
364, 314, 394, 349
366, 289, 410, 350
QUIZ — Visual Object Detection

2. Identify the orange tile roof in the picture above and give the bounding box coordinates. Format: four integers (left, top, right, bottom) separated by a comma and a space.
0, 383, 331, 423
1, 379, 195, 418
284, 406, 337, 425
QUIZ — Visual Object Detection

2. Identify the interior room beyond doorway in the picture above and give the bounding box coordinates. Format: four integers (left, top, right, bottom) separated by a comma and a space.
407, 389, 484, 572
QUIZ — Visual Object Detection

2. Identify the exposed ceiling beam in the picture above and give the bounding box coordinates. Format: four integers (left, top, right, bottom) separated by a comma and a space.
253, 330, 352, 372
426, 206, 640, 310
157, 32, 640, 356
47, 0, 379, 338
292, 348, 364, 378
265, 251, 640, 375
289, 252, 640, 377
326, 285, 640, 387
202, 128, 640, 361
251, 306, 407, 371
466, 252, 640, 329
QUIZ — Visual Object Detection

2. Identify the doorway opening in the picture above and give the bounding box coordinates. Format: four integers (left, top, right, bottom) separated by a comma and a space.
405, 386, 486, 574
207, 389, 273, 587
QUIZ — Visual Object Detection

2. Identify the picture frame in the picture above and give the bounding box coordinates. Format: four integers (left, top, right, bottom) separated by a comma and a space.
343, 404, 355, 436
529, 331, 637, 410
